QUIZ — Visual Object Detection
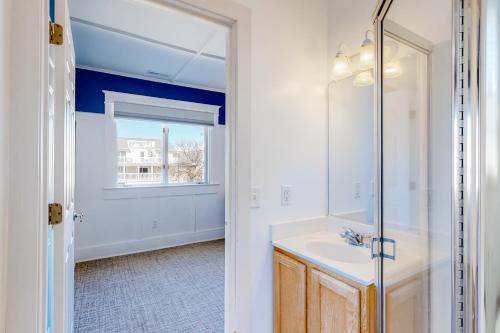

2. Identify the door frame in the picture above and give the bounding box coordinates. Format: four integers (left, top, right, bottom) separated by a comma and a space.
5, 0, 252, 332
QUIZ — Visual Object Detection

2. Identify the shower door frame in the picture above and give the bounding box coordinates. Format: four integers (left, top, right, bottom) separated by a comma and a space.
371, 0, 481, 332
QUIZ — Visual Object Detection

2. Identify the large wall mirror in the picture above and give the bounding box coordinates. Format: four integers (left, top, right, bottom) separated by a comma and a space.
328, 54, 375, 225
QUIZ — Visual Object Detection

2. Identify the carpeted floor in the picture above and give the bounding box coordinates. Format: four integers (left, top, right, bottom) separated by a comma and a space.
74, 240, 225, 333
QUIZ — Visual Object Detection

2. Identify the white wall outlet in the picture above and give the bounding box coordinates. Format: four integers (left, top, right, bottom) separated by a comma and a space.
152, 220, 159, 229
354, 182, 361, 199
251, 186, 261, 208
281, 185, 292, 206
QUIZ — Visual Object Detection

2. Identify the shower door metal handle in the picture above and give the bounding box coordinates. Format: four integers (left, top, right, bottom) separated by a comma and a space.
371, 237, 396, 260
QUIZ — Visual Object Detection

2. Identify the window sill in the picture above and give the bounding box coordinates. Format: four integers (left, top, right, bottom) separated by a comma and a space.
102, 183, 221, 200
106, 183, 219, 189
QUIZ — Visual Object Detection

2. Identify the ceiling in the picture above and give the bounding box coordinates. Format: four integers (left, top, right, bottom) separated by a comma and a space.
385, 0, 451, 45
69, 0, 228, 91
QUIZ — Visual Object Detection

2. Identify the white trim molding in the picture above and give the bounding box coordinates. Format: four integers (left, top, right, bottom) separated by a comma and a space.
7, 0, 49, 332
76, 227, 225, 262
102, 183, 220, 199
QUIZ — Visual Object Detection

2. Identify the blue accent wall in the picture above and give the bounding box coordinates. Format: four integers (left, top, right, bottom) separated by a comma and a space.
49, 0, 55, 22
75, 68, 226, 125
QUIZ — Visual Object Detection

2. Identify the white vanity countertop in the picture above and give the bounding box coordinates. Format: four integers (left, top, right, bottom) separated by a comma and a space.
273, 231, 375, 286
272, 216, 451, 288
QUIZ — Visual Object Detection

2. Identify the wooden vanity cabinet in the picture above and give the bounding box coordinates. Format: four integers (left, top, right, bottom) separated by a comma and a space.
273, 248, 376, 333
273, 251, 307, 333
308, 269, 361, 332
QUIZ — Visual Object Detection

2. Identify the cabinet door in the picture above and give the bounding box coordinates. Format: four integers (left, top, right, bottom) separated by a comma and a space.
274, 251, 307, 333
309, 269, 361, 333
385, 275, 428, 333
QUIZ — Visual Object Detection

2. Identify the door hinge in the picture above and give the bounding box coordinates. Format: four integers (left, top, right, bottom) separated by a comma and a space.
48, 203, 63, 225
370, 237, 396, 260
49, 21, 64, 45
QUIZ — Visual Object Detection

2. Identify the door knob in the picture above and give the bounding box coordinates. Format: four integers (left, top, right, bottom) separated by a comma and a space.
73, 212, 84, 223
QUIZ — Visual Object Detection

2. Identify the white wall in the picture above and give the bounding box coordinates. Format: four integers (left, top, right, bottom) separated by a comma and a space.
0, 0, 10, 330
231, 0, 329, 331
74, 112, 226, 261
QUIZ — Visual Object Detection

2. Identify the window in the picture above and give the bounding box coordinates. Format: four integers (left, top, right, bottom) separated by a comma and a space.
116, 118, 208, 186
167, 123, 206, 184
105, 91, 219, 188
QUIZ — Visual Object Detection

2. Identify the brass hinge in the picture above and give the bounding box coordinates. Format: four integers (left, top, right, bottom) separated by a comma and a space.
48, 203, 63, 225
49, 22, 64, 45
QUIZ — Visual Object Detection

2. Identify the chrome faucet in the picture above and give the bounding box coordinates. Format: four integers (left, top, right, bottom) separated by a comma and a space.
340, 227, 372, 247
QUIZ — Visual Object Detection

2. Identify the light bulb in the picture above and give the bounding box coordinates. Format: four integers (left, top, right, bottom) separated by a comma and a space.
384, 60, 402, 79
383, 40, 399, 62
353, 70, 374, 87
358, 31, 374, 70
332, 51, 352, 81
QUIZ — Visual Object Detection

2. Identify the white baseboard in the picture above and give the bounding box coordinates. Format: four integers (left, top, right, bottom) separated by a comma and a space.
75, 227, 225, 262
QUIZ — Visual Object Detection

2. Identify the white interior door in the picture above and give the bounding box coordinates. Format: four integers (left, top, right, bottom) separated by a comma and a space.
47, 16, 56, 333
53, 0, 76, 332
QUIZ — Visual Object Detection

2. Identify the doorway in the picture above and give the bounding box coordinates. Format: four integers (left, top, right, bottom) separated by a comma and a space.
70, 0, 230, 331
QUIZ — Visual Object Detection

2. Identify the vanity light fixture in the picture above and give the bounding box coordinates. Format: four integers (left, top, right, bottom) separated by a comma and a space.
359, 30, 375, 70
353, 70, 374, 87
332, 43, 353, 81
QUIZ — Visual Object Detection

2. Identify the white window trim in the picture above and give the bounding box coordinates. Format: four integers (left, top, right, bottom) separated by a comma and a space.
103, 90, 221, 188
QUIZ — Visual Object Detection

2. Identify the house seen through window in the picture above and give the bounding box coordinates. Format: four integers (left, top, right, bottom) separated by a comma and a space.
116, 118, 207, 186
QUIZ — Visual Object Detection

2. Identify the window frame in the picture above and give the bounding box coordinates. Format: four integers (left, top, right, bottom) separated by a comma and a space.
104, 91, 219, 189
115, 116, 210, 187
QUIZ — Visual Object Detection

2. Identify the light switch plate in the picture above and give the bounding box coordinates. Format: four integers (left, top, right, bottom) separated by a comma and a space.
251, 186, 261, 208
281, 185, 292, 206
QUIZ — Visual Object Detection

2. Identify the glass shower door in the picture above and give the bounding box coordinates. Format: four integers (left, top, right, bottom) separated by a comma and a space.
378, 0, 453, 331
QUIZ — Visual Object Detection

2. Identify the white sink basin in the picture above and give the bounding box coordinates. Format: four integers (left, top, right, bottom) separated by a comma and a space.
272, 231, 375, 285
305, 240, 372, 264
